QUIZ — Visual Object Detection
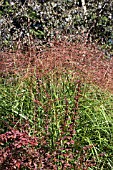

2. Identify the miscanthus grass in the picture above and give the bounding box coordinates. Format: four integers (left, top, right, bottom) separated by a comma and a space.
0, 70, 113, 169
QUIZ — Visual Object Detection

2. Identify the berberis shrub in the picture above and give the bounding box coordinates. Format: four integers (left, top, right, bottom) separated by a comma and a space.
0, 70, 113, 170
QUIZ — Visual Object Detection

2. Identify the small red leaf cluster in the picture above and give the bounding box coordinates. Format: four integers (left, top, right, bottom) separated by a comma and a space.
0, 128, 38, 169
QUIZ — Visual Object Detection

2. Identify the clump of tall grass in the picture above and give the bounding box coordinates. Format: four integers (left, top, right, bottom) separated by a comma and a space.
0, 70, 113, 169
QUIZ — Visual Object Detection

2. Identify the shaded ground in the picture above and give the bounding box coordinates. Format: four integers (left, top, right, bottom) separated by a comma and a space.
0, 40, 113, 92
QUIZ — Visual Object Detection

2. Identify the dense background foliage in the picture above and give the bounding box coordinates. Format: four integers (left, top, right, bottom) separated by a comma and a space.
0, 0, 113, 55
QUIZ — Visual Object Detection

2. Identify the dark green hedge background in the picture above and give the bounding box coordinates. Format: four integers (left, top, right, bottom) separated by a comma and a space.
0, 0, 113, 54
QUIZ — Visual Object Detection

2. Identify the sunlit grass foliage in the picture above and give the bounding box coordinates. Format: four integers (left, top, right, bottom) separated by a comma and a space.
0, 70, 113, 169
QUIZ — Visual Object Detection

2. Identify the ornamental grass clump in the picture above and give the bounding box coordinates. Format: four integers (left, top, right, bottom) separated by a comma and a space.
0, 72, 98, 170
0, 40, 113, 169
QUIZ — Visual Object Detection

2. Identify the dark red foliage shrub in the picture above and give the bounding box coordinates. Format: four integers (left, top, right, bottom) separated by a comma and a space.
0, 128, 38, 169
